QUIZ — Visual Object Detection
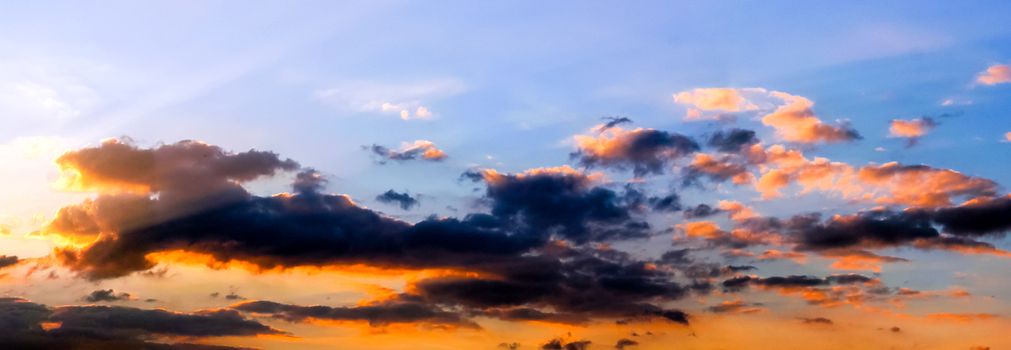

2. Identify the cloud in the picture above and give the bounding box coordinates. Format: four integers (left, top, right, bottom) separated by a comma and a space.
232, 299, 477, 328
541, 338, 592, 350
83, 289, 133, 303
366, 140, 448, 163
707, 128, 759, 153
598, 116, 633, 131
614, 338, 639, 349
784, 200, 1011, 257
682, 153, 754, 186
673, 88, 760, 113
761, 91, 861, 144
314, 79, 465, 120
52, 137, 298, 201
748, 143, 997, 207
44, 140, 693, 327
0, 255, 19, 269
376, 190, 420, 210
889, 117, 937, 147
676, 221, 778, 249
799, 317, 833, 325
0, 297, 278, 350
682, 204, 722, 219
889, 117, 936, 138
975, 64, 1011, 86
721, 273, 886, 307
50, 305, 284, 338
572, 127, 699, 176
706, 300, 764, 314
466, 166, 648, 242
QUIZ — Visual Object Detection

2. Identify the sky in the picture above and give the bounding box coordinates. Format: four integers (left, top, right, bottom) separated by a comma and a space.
1, 1, 1011, 349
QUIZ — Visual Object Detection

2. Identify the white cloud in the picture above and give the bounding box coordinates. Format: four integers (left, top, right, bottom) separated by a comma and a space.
315, 79, 465, 120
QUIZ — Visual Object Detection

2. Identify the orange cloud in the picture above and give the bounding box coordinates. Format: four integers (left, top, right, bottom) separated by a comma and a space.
926, 313, 998, 323
761, 92, 860, 143
757, 250, 807, 264
976, 64, 1011, 85
673, 88, 759, 112
889, 117, 936, 138
687, 154, 755, 185
678, 221, 724, 240
747, 143, 997, 207
823, 250, 908, 272
716, 200, 757, 222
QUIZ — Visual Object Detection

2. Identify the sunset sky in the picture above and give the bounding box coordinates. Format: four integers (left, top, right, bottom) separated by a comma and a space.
2, 2, 1011, 350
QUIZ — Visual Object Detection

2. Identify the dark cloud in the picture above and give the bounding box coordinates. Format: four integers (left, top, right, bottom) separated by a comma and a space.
785, 200, 1011, 255
706, 300, 764, 314
573, 128, 700, 176
599, 116, 633, 131
799, 317, 833, 325
376, 189, 420, 210
707, 128, 758, 153
931, 196, 1011, 237
499, 342, 521, 350
481, 308, 589, 324
722, 274, 873, 292
468, 167, 648, 242
0, 298, 276, 350
615, 338, 639, 349
232, 299, 476, 328
682, 204, 721, 219
0, 255, 18, 269
542, 338, 591, 350
47, 141, 692, 327
409, 246, 692, 325
83, 289, 132, 303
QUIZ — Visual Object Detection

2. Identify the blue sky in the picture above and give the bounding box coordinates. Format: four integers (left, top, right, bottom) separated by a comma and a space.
2, 2, 1011, 349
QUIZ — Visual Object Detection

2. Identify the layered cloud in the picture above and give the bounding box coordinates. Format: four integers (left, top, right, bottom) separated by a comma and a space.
0, 297, 280, 349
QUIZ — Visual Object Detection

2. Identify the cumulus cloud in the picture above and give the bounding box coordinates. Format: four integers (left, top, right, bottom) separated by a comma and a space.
43, 140, 693, 328
366, 140, 448, 163
673, 88, 763, 121
572, 127, 699, 176
889, 117, 936, 146
975, 64, 1011, 86
761, 91, 861, 144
